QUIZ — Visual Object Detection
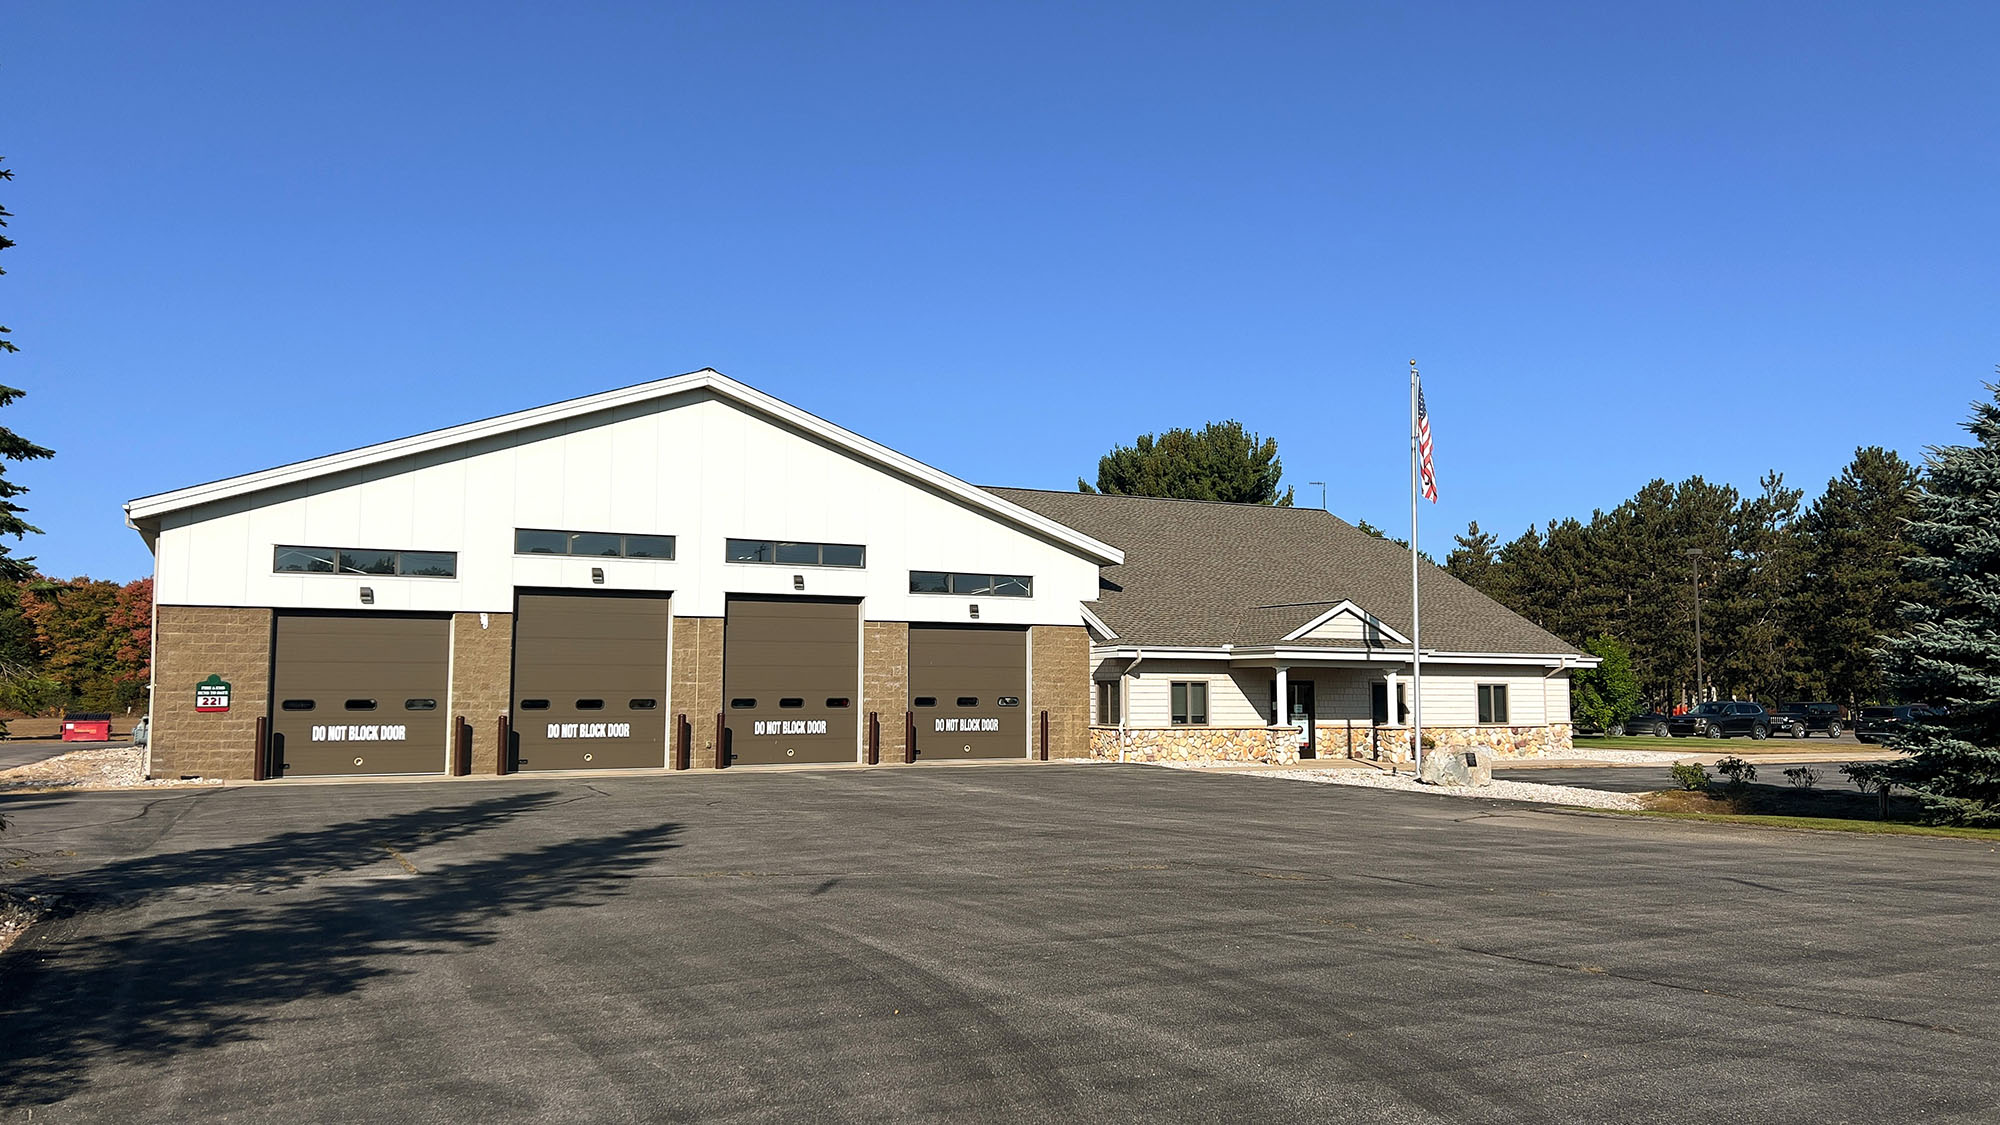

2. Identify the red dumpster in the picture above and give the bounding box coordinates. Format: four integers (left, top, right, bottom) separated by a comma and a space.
61, 718, 113, 741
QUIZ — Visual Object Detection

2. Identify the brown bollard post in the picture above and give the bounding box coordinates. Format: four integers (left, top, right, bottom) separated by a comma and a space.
452, 716, 471, 776
714, 711, 728, 769
673, 713, 690, 770
904, 711, 917, 764
496, 714, 511, 775
866, 711, 880, 765
252, 715, 270, 781
1039, 709, 1049, 761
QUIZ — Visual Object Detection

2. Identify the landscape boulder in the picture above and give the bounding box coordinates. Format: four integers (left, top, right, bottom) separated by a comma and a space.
1420, 745, 1495, 788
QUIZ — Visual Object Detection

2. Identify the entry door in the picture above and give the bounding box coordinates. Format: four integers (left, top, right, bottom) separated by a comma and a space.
723, 596, 859, 765
271, 613, 451, 776
909, 625, 1028, 760
1289, 681, 1316, 759
512, 591, 672, 770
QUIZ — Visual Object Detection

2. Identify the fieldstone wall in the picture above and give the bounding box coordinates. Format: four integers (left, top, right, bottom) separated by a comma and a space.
1091, 722, 1575, 766
1088, 725, 1305, 767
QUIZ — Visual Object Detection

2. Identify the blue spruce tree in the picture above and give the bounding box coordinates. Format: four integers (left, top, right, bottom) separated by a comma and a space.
1876, 380, 2000, 824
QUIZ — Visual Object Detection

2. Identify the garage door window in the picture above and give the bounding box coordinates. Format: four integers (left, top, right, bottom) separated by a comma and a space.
276, 545, 457, 579
909, 571, 1032, 597
515, 529, 676, 560
728, 539, 866, 568
1171, 682, 1208, 726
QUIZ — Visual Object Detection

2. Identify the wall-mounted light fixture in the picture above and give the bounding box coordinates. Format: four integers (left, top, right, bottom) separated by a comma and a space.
793, 573, 805, 591
968, 603, 980, 619
591, 567, 605, 585
359, 587, 374, 605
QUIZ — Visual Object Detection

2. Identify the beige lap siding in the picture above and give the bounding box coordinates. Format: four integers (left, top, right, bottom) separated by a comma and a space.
1414, 665, 1566, 726
149, 606, 274, 780
1124, 663, 1270, 726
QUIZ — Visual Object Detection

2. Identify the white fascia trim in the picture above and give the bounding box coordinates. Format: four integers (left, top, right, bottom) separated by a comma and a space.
1225, 646, 1600, 669
1278, 600, 1411, 644
1089, 645, 1236, 661
1078, 604, 1118, 641
122, 369, 1125, 566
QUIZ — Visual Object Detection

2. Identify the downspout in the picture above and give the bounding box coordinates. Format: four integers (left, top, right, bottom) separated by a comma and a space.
1120, 647, 1143, 763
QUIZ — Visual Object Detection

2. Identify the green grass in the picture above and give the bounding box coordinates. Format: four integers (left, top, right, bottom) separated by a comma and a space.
1574, 734, 1770, 752
1612, 808, 2000, 841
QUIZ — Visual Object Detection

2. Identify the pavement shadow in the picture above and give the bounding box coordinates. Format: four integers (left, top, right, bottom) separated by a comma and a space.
0, 791, 680, 1108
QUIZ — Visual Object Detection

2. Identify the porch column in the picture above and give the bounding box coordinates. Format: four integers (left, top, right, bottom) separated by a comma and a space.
1272, 666, 1288, 726
1384, 669, 1399, 724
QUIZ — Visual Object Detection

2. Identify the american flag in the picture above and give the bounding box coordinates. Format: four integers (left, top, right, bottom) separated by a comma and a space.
1417, 382, 1437, 502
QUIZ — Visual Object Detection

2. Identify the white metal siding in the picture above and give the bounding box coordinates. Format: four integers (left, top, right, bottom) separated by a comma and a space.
153, 391, 1102, 625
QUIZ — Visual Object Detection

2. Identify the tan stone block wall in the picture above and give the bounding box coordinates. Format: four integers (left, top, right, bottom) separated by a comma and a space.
671, 616, 724, 768
450, 611, 514, 774
1031, 624, 1090, 758
149, 606, 273, 780
862, 621, 909, 763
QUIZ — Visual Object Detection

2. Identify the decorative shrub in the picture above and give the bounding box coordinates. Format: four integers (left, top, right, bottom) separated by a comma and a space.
1669, 762, 1710, 791
1715, 756, 1757, 786
1783, 765, 1821, 789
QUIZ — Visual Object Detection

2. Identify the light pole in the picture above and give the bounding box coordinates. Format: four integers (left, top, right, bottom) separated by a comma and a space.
1683, 547, 1705, 704
1307, 481, 1326, 510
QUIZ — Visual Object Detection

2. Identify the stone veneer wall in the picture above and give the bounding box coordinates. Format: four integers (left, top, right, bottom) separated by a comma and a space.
450, 611, 514, 774
671, 616, 724, 768
1031, 625, 1091, 758
862, 622, 910, 763
1088, 725, 1306, 767
1091, 722, 1575, 766
149, 606, 274, 780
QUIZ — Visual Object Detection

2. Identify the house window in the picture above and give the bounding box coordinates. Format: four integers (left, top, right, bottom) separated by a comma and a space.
727, 539, 865, 568
1170, 681, 1208, 726
909, 571, 1032, 597
1478, 684, 1510, 725
274, 545, 457, 579
514, 529, 675, 560
1371, 682, 1409, 725
1096, 681, 1121, 725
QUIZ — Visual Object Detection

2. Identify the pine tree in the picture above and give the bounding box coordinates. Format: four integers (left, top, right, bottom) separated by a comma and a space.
1080, 420, 1293, 505
1794, 447, 1925, 706
0, 157, 55, 581
1876, 382, 2000, 825
1445, 521, 1498, 588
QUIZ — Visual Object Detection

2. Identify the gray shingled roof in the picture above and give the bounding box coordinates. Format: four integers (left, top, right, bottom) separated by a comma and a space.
987, 488, 1584, 657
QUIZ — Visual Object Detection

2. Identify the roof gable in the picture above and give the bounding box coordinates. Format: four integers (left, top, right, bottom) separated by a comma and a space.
1282, 601, 1410, 645
126, 369, 1122, 566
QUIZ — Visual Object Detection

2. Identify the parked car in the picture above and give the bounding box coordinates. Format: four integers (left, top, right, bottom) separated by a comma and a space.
1766, 710, 1807, 739
1619, 711, 1673, 737
1773, 701, 1845, 738
1668, 701, 1774, 740
1855, 704, 1937, 744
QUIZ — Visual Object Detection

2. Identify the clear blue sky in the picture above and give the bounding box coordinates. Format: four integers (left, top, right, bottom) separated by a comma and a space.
6, 1, 1996, 581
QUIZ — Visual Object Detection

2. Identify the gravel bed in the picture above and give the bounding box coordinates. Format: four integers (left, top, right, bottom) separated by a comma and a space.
1258, 767, 1647, 810
1558, 748, 1700, 764
0, 746, 217, 792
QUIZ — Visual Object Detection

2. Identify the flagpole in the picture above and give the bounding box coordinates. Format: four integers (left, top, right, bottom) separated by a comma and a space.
1409, 359, 1424, 774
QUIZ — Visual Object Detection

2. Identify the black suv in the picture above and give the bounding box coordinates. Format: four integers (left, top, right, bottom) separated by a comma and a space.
1772, 702, 1845, 739
1668, 701, 1774, 740
1855, 705, 1938, 744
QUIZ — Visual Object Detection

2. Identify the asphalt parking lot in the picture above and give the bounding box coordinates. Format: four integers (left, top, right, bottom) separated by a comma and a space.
3, 764, 1996, 1123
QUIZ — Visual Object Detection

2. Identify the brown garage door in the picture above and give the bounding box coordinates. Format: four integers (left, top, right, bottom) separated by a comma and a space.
724, 596, 858, 765
909, 625, 1027, 760
271, 612, 451, 777
512, 591, 672, 771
